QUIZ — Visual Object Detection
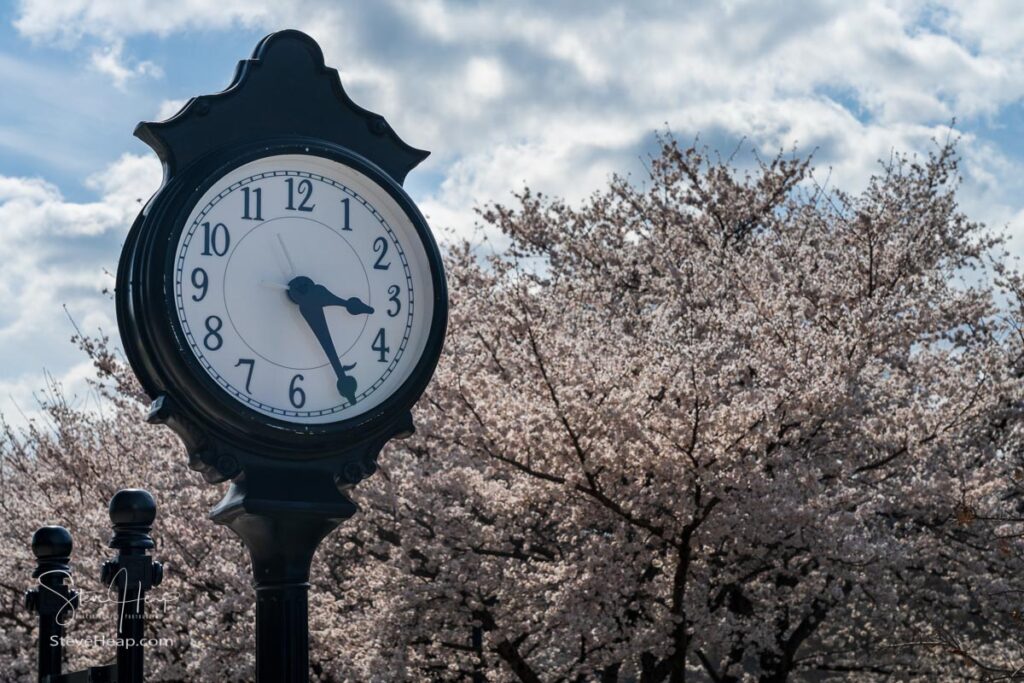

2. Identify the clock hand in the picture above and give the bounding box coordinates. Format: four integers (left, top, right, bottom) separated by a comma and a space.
285, 276, 374, 404
319, 288, 374, 315
287, 276, 374, 315
276, 233, 296, 278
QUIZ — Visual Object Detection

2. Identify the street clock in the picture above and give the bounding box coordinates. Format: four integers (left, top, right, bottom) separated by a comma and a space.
116, 30, 449, 681
116, 30, 447, 485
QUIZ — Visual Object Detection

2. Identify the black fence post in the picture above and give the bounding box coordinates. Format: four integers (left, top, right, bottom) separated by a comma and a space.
472, 624, 485, 682
25, 526, 78, 683
100, 489, 162, 683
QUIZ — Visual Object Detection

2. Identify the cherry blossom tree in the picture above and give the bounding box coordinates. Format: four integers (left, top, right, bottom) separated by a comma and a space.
0, 337, 256, 681
1, 136, 1023, 681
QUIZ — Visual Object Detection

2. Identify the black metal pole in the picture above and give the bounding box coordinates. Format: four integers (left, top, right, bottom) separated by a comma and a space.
251, 530, 314, 682
472, 624, 485, 682
232, 512, 341, 682
25, 526, 77, 683
211, 471, 357, 682
101, 489, 163, 683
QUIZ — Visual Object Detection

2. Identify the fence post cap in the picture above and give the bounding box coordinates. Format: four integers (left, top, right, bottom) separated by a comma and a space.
109, 488, 157, 527
109, 489, 157, 552
30, 525, 72, 561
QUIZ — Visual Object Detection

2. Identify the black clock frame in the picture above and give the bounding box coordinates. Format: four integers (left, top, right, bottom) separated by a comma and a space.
118, 138, 447, 481
115, 30, 447, 487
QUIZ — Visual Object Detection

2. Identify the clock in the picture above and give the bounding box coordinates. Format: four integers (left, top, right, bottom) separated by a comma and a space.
116, 31, 447, 485
173, 152, 433, 425
115, 32, 450, 679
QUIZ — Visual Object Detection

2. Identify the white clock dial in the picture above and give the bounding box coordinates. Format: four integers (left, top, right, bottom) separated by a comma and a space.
173, 154, 434, 424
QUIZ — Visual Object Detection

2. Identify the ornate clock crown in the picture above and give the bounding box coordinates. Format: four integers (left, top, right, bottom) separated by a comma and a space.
134, 29, 429, 185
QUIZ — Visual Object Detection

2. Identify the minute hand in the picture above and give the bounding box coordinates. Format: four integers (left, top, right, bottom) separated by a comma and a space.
286, 276, 374, 404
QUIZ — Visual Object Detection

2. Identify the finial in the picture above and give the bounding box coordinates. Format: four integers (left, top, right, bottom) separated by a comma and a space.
134, 29, 429, 184
108, 489, 157, 551
30, 526, 72, 578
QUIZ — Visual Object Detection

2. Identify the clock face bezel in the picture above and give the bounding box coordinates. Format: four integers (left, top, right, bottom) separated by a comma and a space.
123, 138, 447, 458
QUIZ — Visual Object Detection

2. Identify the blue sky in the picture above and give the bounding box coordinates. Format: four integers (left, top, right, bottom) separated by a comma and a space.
1, 0, 1023, 425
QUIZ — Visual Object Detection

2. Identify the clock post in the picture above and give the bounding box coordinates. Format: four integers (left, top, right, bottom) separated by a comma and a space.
116, 31, 447, 681
211, 480, 357, 681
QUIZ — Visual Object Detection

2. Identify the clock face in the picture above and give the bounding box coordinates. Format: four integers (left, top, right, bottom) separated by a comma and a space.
173, 153, 434, 425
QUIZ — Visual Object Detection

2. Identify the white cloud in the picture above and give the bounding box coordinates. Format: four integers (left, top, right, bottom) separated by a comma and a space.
90, 40, 162, 89
8, 0, 1024, 238
936, 0, 1024, 56
464, 57, 505, 102
3, 0, 1024, 424
0, 49, 151, 175
13, 0, 274, 44
0, 154, 157, 244
0, 360, 103, 431
85, 153, 161, 208
0, 154, 161, 425
156, 98, 188, 121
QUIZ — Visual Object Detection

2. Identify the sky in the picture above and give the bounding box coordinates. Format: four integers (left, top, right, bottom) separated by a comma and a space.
1, 0, 1023, 425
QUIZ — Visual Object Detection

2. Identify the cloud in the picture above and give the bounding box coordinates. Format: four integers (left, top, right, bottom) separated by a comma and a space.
0, 154, 161, 424
3, 0, 1024, 425
90, 40, 162, 89
8, 0, 1024, 247
0, 49, 152, 176
935, 0, 1024, 56
13, 0, 274, 44
463, 57, 505, 103
0, 360, 104, 431
12, 2, 1024, 192
296, 1, 1024, 236
156, 98, 189, 120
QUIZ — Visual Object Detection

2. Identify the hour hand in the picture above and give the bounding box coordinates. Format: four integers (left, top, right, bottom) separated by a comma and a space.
322, 288, 374, 315
287, 276, 374, 315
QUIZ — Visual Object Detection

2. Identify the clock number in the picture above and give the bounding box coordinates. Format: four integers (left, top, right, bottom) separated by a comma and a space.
191, 267, 208, 301
201, 222, 230, 256
289, 374, 306, 408
372, 328, 390, 362
285, 178, 315, 212
242, 187, 262, 220
203, 315, 223, 351
235, 358, 255, 393
373, 237, 391, 270
387, 285, 401, 317
340, 197, 351, 231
